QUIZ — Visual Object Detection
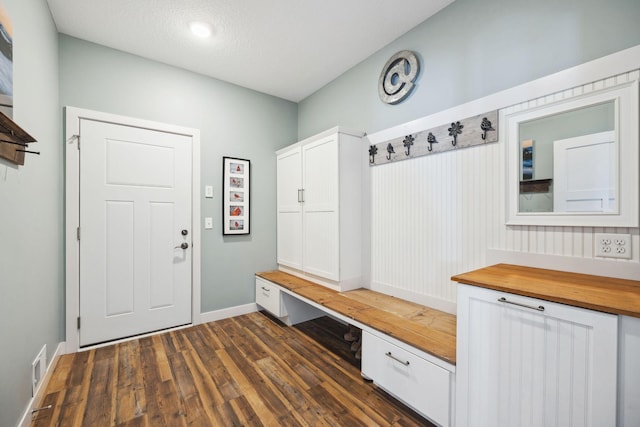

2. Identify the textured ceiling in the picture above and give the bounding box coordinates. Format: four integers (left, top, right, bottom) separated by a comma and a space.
46, 0, 454, 102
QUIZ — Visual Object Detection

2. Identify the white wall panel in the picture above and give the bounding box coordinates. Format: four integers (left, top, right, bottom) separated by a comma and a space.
370, 71, 639, 310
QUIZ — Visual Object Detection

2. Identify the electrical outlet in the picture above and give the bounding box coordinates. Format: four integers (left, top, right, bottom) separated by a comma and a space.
595, 233, 632, 259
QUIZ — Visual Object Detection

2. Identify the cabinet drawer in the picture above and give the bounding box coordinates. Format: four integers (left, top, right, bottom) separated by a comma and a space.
255, 278, 286, 317
362, 331, 451, 427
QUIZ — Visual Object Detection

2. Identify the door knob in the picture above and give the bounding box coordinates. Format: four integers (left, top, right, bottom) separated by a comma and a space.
181, 229, 189, 236
175, 242, 189, 250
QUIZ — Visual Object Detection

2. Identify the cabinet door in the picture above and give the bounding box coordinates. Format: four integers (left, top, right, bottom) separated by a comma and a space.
276, 146, 302, 270
456, 284, 618, 427
302, 135, 339, 281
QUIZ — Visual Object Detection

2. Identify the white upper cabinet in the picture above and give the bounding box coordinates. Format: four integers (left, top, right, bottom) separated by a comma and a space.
276, 127, 366, 291
276, 146, 303, 270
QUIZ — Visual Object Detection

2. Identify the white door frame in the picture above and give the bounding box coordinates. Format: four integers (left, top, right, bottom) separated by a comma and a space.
64, 106, 201, 353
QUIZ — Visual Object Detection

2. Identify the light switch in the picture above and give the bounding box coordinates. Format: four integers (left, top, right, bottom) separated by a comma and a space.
204, 217, 213, 229
205, 185, 213, 198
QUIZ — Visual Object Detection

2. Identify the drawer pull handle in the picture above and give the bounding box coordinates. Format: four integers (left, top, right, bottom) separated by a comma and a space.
498, 297, 544, 312
385, 351, 410, 366
261, 287, 270, 292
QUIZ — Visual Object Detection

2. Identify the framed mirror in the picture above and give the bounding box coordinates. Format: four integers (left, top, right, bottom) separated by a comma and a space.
505, 79, 638, 226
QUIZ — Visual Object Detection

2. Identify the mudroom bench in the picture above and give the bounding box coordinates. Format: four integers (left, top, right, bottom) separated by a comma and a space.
255, 271, 457, 427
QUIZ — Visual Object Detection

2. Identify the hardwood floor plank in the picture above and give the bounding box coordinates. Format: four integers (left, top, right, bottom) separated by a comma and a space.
31, 390, 62, 427
241, 386, 281, 427
44, 354, 74, 393
116, 414, 148, 427
114, 340, 145, 424
33, 313, 435, 427
81, 358, 116, 426
179, 343, 227, 410
222, 345, 293, 416
65, 350, 92, 388
154, 379, 187, 427
228, 395, 263, 426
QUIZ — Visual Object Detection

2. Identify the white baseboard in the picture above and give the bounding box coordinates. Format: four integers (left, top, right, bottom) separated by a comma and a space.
17, 341, 65, 427
369, 281, 457, 315
199, 303, 259, 324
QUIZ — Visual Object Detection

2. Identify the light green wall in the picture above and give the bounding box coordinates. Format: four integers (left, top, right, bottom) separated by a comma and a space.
0, 0, 61, 426
58, 35, 298, 313
2, 1, 640, 424
298, 0, 640, 139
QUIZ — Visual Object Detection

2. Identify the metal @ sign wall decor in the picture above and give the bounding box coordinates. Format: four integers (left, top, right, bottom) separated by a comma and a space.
378, 50, 420, 105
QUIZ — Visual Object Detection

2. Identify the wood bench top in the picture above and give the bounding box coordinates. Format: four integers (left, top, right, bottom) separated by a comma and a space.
452, 263, 640, 318
256, 271, 457, 365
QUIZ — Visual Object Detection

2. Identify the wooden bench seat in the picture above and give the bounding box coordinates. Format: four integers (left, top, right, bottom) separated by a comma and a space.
256, 270, 457, 365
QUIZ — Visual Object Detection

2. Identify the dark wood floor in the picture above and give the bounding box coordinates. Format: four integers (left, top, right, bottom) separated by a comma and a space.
31, 312, 434, 426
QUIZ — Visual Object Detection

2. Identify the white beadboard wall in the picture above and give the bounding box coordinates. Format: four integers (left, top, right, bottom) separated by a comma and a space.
369, 69, 640, 313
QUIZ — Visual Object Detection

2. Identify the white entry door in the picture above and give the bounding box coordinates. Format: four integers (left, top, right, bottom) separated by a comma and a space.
79, 119, 193, 346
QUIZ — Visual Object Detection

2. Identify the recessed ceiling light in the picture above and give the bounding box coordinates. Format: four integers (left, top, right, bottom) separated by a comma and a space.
189, 21, 212, 38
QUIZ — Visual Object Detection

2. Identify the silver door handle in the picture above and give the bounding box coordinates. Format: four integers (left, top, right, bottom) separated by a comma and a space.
385, 351, 410, 366
298, 189, 305, 203
175, 242, 189, 250
498, 297, 544, 312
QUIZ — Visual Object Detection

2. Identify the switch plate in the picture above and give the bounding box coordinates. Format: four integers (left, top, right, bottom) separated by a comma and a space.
204, 217, 213, 229
205, 185, 213, 198
595, 233, 632, 259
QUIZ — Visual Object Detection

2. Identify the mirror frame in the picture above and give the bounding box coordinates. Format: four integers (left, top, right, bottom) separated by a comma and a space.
505, 79, 638, 227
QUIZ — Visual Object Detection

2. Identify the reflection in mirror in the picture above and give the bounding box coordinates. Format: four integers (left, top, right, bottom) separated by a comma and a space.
518, 101, 615, 213
505, 77, 638, 227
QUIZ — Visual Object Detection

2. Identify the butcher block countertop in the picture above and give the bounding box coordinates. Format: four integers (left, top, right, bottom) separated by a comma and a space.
256, 271, 457, 365
451, 263, 640, 318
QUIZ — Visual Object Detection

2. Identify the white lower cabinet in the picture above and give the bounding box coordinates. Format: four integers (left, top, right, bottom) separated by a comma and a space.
255, 277, 286, 318
362, 331, 454, 427
456, 284, 618, 427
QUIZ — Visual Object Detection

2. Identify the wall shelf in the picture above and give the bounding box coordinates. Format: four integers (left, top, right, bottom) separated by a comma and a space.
519, 178, 552, 194
0, 111, 38, 165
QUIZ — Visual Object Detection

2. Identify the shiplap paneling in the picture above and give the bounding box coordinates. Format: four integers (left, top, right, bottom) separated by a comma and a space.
370, 70, 640, 311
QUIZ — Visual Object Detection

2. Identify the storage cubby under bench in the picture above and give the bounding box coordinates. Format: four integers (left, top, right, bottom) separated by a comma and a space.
255, 270, 457, 427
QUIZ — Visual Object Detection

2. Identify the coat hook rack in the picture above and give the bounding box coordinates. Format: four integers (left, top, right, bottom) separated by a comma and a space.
403, 134, 415, 156
448, 121, 464, 146
427, 132, 438, 151
480, 117, 494, 140
0, 111, 37, 166
386, 143, 395, 160
369, 145, 378, 164
369, 110, 498, 167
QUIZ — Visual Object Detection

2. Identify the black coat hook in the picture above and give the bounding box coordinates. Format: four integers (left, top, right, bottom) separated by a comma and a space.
427, 132, 438, 151
16, 149, 40, 155
369, 145, 378, 164
403, 134, 415, 156
448, 121, 463, 146
480, 117, 494, 140
386, 143, 395, 160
